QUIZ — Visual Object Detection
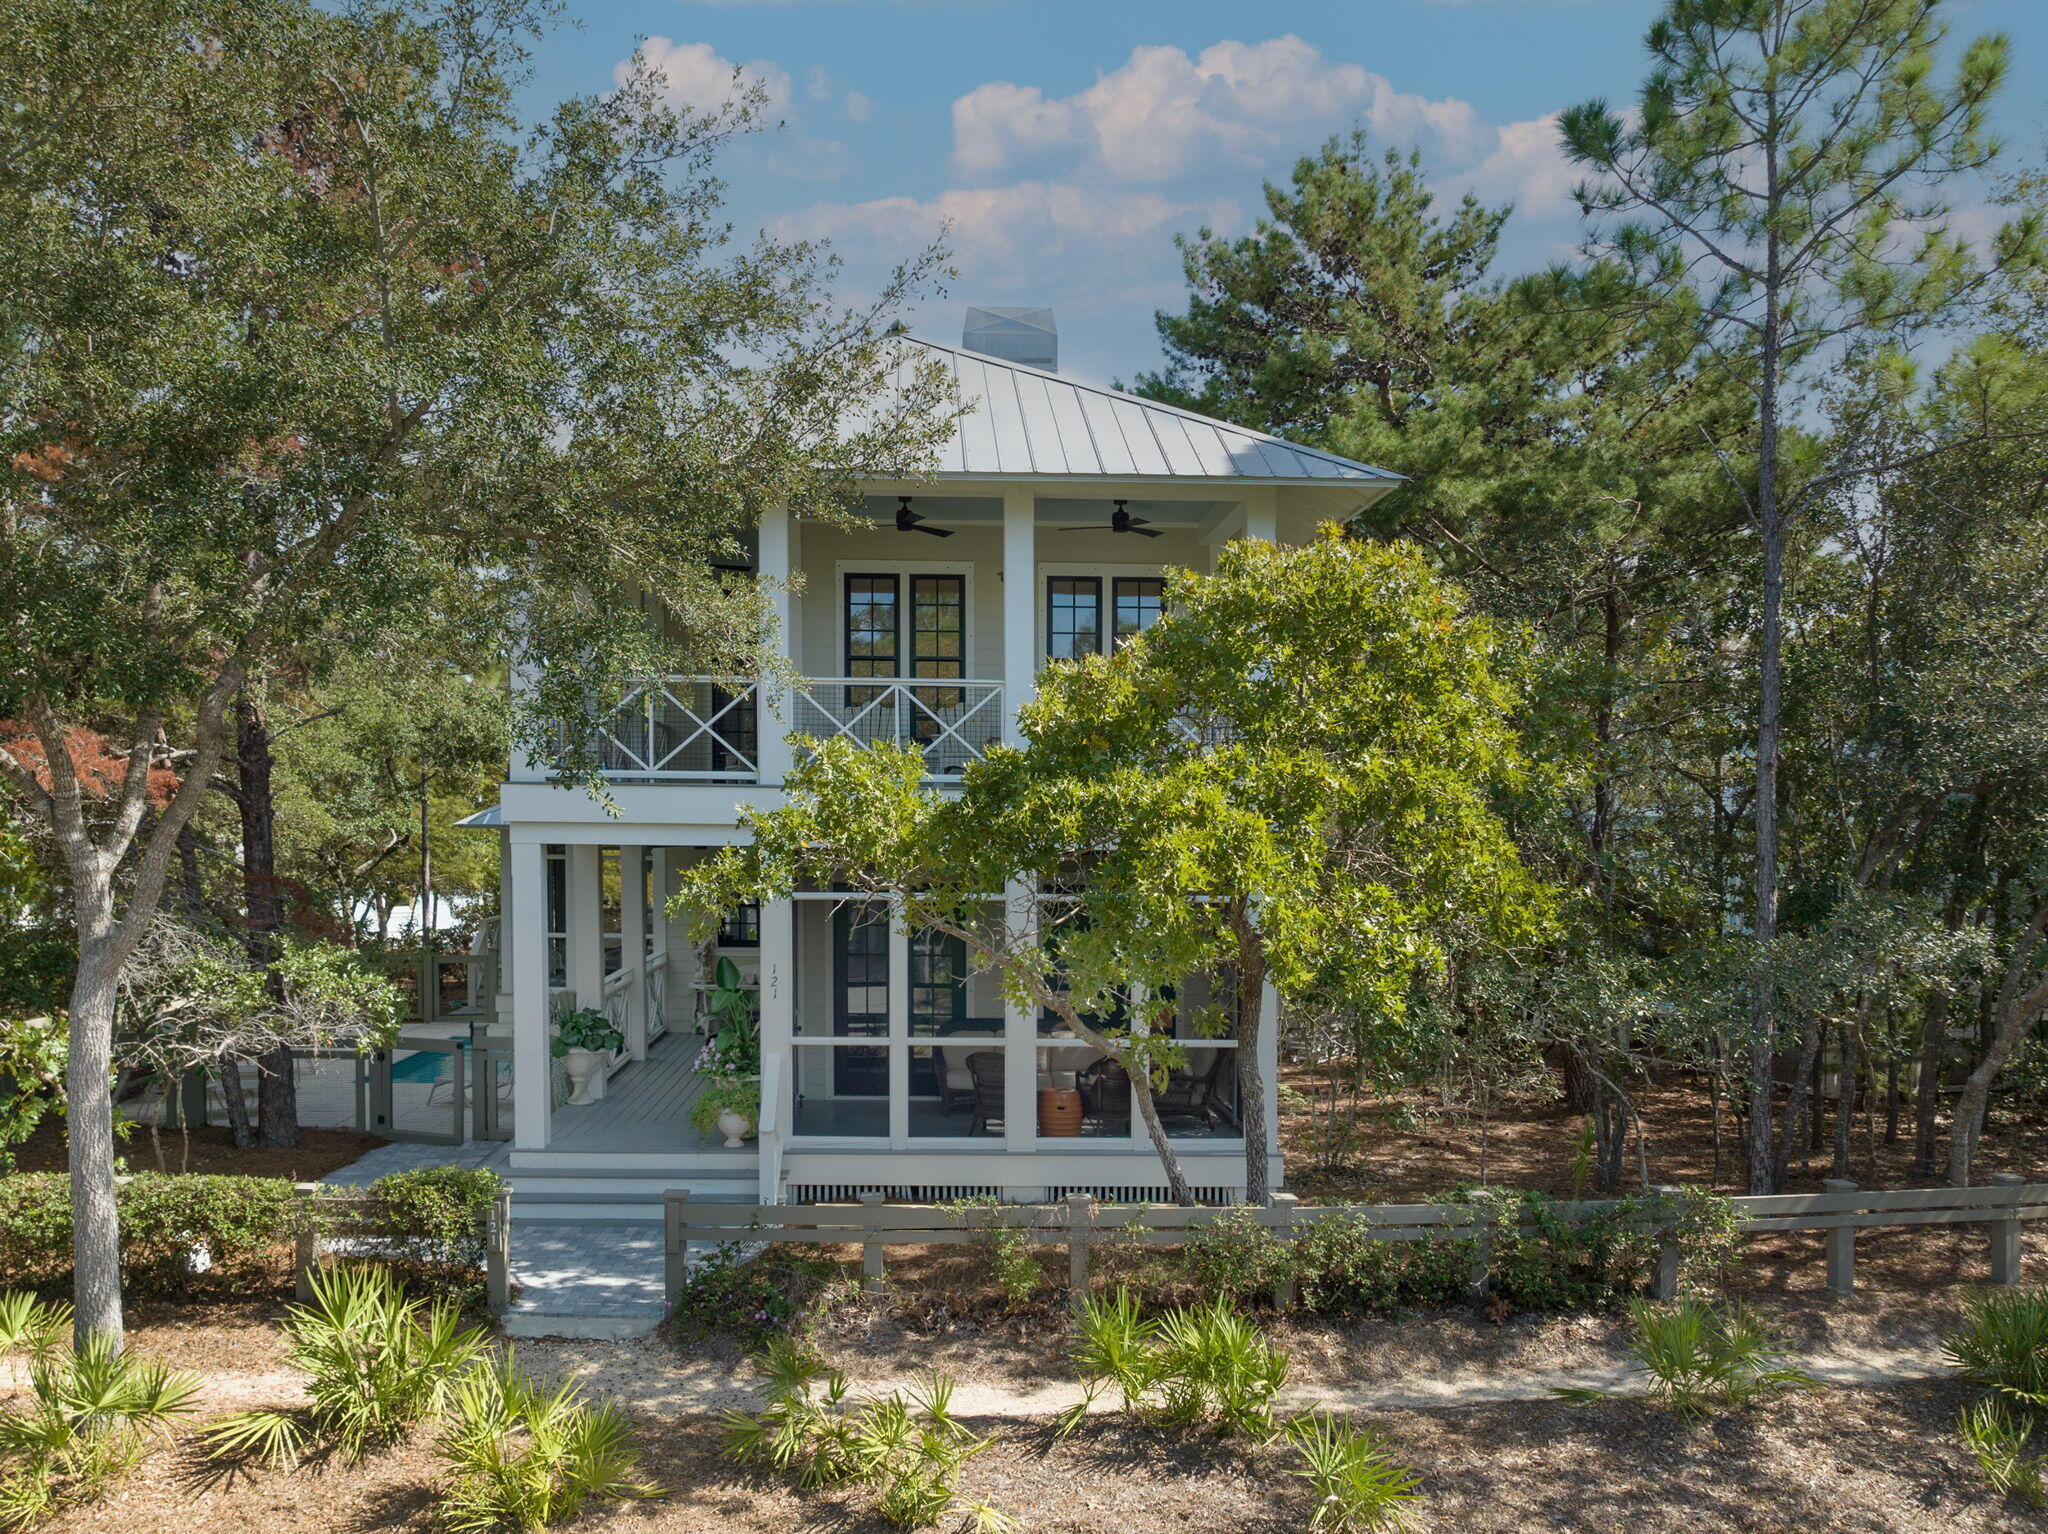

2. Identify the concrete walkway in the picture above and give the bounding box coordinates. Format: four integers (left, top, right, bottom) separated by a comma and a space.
526, 1339, 1957, 1419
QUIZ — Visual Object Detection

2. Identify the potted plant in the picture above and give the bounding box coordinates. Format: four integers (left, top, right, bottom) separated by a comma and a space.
690, 1077, 761, 1148
552, 1007, 624, 1106
694, 957, 760, 1080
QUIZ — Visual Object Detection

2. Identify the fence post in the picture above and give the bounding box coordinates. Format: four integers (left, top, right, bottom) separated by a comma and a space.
1822, 1178, 1857, 1294
293, 1224, 319, 1304
486, 1189, 512, 1315
1065, 1192, 1096, 1302
1989, 1173, 2025, 1286
662, 1192, 688, 1305
859, 1192, 888, 1293
1651, 1185, 1682, 1301
1270, 1193, 1299, 1310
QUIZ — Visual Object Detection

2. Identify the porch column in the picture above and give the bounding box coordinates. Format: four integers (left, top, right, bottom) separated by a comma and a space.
618, 843, 648, 1059
649, 848, 673, 1038
1260, 980, 1282, 1165
566, 844, 605, 1007
1002, 881, 1037, 1154
887, 897, 910, 1144
1001, 487, 1036, 742
508, 838, 551, 1150
759, 501, 796, 785
759, 897, 794, 1201
1244, 487, 1278, 545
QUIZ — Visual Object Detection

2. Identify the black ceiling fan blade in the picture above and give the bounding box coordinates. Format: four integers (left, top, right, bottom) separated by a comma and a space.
912, 522, 954, 537
1130, 525, 1164, 538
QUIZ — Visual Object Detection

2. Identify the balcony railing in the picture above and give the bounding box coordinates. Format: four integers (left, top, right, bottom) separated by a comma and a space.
572, 676, 1005, 783
791, 678, 1005, 778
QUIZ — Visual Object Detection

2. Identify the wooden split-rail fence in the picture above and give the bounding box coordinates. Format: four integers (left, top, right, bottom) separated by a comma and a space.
662, 1176, 2045, 1308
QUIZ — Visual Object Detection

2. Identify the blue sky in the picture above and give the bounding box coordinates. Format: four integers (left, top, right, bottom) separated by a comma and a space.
527, 0, 2048, 386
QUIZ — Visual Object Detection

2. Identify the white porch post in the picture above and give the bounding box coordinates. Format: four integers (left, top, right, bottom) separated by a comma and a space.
1244, 487, 1278, 545
759, 502, 797, 785
759, 897, 794, 1201
566, 845, 604, 1006
508, 838, 551, 1150
649, 848, 673, 1038
888, 898, 910, 1144
1002, 881, 1036, 1154
1001, 488, 1036, 741
1260, 980, 1282, 1164
618, 843, 648, 1059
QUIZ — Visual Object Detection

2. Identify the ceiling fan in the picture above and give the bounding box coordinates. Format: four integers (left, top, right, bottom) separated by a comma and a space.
1062, 499, 1162, 538
894, 495, 952, 538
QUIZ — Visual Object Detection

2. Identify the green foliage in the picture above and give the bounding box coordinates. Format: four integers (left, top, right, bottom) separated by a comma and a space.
1947, 1286, 2048, 1505
674, 1246, 801, 1347
1282, 1410, 1423, 1534
1457, 1188, 1662, 1313
1290, 1215, 1474, 1315
943, 1198, 1042, 1313
204, 1265, 489, 1467
688, 1078, 761, 1138
1182, 1207, 1292, 1305
550, 1007, 623, 1057
434, 1354, 663, 1532
1945, 1287, 2048, 1411
0, 1168, 501, 1302
1958, 1398, 2047, 1511
1555, 1299, 1816, 1420
0, 1319, 198, 1528
1058, 1289, 1290, 1442
0, 1017, 65, 1171
721, 1338, 1003, 1530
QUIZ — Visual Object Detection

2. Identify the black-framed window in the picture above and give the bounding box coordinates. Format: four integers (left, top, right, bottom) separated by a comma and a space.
845, 574, 898, 704
910, 929, 966, 1028
1113, 577, 1165, 647
718, 901, 760, 948
1047, 576, 1102, 660
832, 903, 889, 1035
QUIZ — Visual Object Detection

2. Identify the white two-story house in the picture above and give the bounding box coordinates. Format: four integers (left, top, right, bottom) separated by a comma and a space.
467, 324, 1401, 1218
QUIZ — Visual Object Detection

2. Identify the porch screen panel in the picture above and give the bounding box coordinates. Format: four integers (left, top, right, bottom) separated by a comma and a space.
1112, 577, 1165, 647
1046, 576, 1102, 660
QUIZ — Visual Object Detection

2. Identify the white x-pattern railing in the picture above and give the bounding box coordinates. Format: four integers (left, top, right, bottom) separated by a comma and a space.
594, 680, 758, 781
791, 678, 1005, 778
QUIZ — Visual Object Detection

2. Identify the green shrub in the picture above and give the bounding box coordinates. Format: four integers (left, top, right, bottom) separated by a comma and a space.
1183, 1208, 1292, 1306
1466, 1189, 1658, 1312
204, 1265, 490, 1466
1283, 1409, 1422, 1533
0, 1297, 198, 1528
675, 1245, 804, 1346
435, 1354, 663, 1532
721, 1338, 1011, 1531
1292, 1215, 1473, 1314
945, 1197, 1042, 1313
1946, 1287, 2048, 1505
1058, 1289, 1289, 1442
0, 1168, 504, 1303
1554, 1298, 1816, 1419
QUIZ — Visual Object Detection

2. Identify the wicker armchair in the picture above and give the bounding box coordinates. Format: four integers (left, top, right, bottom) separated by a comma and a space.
1078, 1059, 1132, 1136
1154, 1052, 1230, 1128
966, 1051, 1005, 1137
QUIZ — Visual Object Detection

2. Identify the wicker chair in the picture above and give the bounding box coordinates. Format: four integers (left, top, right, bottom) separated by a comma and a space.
966, 1051, 1005, 1137
1079, 1059, 1132, 1136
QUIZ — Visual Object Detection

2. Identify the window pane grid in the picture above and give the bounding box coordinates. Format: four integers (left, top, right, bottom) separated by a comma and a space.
1048, 576, 1102, 660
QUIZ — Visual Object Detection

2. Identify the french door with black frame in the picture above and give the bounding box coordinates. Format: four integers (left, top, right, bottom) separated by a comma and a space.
831, 903, 889, 1096
844, 572, 967, 740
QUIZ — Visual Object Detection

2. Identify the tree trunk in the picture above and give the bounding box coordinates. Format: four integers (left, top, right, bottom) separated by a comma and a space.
1831, 1017, 1858, 1180
1946, 901, 2048, 1187
237, 691, 300, 1148
1233, 919, 1272, 1207
65, 941, 126, 1351
1909, 990, 1950, 1182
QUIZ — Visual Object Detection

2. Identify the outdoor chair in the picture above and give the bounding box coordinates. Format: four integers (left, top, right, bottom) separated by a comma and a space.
966, 1051, 1005, 1137
1078, 1058, 1132, 1136
1153, 1051, 1231, 1129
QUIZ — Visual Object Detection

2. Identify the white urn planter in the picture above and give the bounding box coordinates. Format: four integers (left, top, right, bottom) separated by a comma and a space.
715, 1106, 756, 1149
562, 1047, 606, 1107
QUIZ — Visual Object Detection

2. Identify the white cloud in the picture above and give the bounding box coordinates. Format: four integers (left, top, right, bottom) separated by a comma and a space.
844, 90, 875, 125
629, 37, 791, 115
951, 36, 1490, 185
779, 181, 1238, 290
1447, 112, 1580, 219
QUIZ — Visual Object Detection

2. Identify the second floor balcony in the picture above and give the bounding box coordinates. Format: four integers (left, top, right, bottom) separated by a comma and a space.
580, 675, 1008, 785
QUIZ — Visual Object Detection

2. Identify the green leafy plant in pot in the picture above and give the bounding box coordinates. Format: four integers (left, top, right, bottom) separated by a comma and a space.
695, 957, 760, 1080
552, 1007, 624, 1107
690, 1078, 761, 1148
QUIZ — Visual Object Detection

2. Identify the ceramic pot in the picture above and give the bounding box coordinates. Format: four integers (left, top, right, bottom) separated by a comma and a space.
563, 1047, 604, 1106
716, 1107, 756, 1149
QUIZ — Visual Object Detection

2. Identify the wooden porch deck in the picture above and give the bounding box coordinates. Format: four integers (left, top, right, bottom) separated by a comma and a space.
547, 1029, 732, 1154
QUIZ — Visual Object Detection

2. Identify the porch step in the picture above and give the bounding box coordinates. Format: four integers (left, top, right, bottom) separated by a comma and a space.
506, 1165, 756, 1223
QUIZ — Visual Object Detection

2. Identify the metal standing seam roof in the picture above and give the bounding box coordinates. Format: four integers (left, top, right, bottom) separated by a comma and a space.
892, 336, 1404, 486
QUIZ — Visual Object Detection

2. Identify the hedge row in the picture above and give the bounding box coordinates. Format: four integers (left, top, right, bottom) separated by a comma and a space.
0, 1167, 504, 1302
